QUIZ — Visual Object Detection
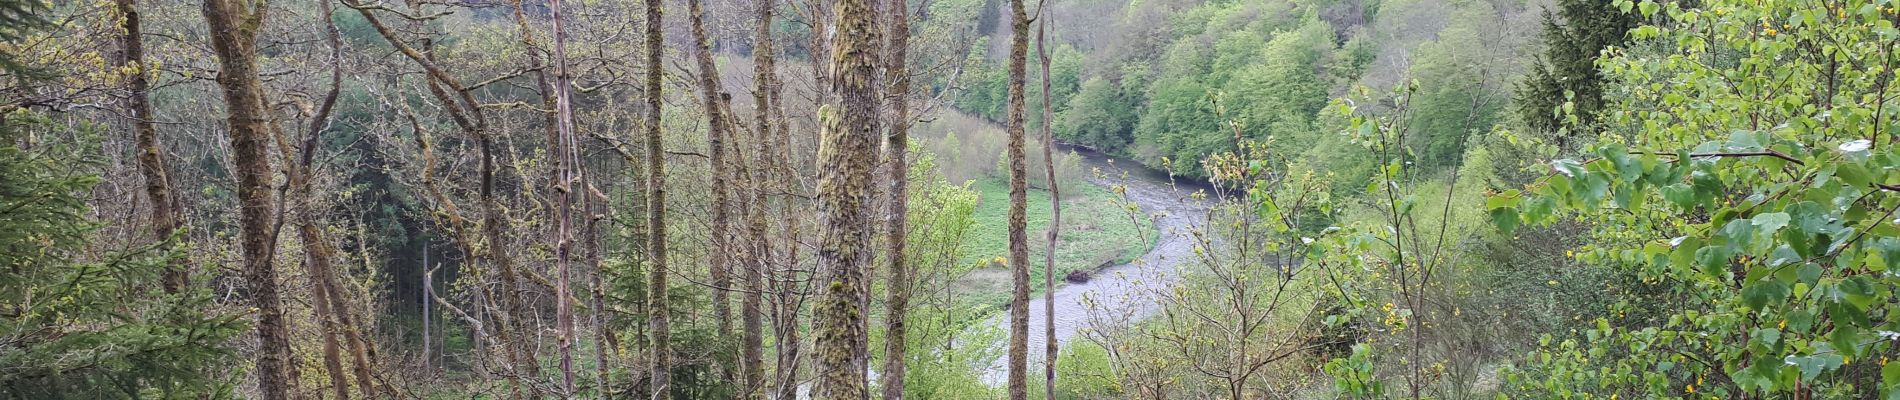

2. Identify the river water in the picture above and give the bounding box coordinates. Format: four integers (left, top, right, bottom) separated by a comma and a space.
976, 143, 1210, 386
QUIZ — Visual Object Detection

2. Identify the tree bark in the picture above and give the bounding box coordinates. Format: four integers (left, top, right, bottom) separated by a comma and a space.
117, 0, 187, 294
742, 0, 775, 397
643, 0, 671, 394
687, 0, 736, 343
1004, 0, 1031, 394
286, 1, 383, 396
200, 1, 292, 398
878, 0, 913, 396
812, 0, 882, 394
1036, 13, 1059, 400
547, 0, 582, 394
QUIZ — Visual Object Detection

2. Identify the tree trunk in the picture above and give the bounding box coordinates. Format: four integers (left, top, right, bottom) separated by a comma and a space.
547, 0, 582, 394
292, 2, 384, 396
812, 0, 882, 394
1036, 12, 1060, 400
117, 0, 187, 294
878, 0, 913, 396
687, 0, 736, 344
742, 0, 776, 397
768, 52, 803, 400
643, 0, 671, 393
1004, 0, 1031, 393
201, 1, 292, 398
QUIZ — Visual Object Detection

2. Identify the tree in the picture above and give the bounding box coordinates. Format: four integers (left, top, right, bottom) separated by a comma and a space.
1492, 0, 1900, 396
1035, 10, 1060, 400
200, 1, 293, 397
116, 0, 186, 294
811, 0, 883, 393
0, 113, 245, 400
548, 0, 583, 393
276, 1, 379, 397
880, 0, 916, 395
743, 0, 777, 397
1004, 0, 1031, 394
345, 2, 543, 393
1513, 0, 1640, 148
688, 0, 736, 342
643, 0, 671, 393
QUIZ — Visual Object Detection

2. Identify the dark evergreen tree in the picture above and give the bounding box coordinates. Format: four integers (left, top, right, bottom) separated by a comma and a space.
0, 113, 244, 399
1514, 0, 1641, 148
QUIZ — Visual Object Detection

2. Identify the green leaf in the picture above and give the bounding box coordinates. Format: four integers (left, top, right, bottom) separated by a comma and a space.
1753, 327, 1782, 347
1490, 207, 1520, 235
1753, 212, 1791, 234
1785, 353, 1845, 381
1839, 276, 1878, 309
1840, 163, 1875, 188
1663, 183, 1698, 209
1743, 281, 1790, 310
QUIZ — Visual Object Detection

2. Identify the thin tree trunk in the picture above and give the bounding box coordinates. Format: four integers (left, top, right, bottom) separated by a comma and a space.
423, 247, 433, 373
201, 1, 291, 397
769, 70, 803, 400
643, 0, 671, 393
1036, 13, 1059, 400
299, 2, 384, 395
807, 0, 834, 107
687, 0, 736, 344
877, 0, 913, 395
742, 0, 776, 397
117, 0, 187, 294
812, 0, 883, 394
548, 0, 582, 394
1004, 0, 1031, 393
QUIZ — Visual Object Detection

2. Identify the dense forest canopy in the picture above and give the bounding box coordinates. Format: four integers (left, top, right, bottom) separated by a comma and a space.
1, 0, 1897, 398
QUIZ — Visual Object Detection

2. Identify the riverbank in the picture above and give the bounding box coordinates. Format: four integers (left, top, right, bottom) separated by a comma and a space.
951, 176, 1155, 307
976, 144, 1210, 386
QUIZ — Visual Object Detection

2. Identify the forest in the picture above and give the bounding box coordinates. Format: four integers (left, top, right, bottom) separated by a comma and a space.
2, 0, 1899, 398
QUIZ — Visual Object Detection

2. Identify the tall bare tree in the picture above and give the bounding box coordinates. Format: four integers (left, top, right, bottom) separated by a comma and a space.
1036, 11, 1059, 400
878, 0, 914, 396
274, 0, 379, 397
687, 0, 736, 341
741, 0, 777, 397
200, 0, 291, 397
812, 0, 883, 394
643, 0, 671, 393
1004, 0, 1032, 394
548, 0, 582, 394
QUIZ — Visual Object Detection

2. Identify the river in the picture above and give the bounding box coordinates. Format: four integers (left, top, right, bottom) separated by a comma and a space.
976, 143, 1210, 386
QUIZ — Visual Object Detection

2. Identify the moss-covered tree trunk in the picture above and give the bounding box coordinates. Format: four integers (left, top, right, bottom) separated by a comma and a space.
643, 0, 671, 393
741, 0, 776, 397
200, 1, 291, 397
812, 0, 883, 394
878, 0, 913, 396
117, 0, 186, 294
1004, 0, 1031, 395
687, 0, 736, 344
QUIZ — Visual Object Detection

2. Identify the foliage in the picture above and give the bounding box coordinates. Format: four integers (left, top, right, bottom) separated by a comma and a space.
1489, 0, 1900, 396
0, 112, 244, 398
1514, 0, 1643, 147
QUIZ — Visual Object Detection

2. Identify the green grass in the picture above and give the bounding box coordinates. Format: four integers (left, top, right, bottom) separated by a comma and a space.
953, 177, 1155, 306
